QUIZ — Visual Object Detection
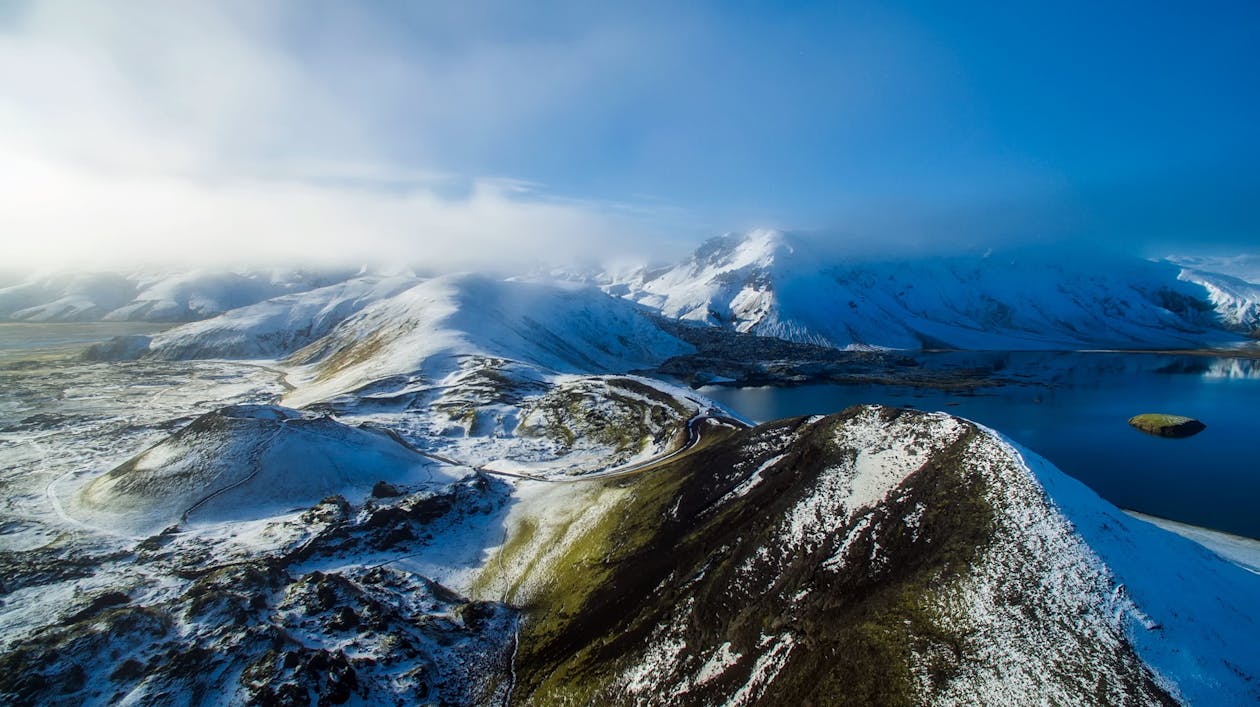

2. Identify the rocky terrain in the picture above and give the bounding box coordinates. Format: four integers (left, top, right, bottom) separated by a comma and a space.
2, 238, 1259, 705
477, 405, 1258, 706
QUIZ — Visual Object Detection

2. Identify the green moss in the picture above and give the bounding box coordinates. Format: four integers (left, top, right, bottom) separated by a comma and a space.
469, 421, 745, 705
469, 516, 539, 600
517, 378, 691, 459
508, 410, 999, 706
1128, 413, 1206, 438
515, 470, 691, 702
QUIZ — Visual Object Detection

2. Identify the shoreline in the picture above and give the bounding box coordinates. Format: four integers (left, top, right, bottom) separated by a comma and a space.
1124, 510, 1260, 575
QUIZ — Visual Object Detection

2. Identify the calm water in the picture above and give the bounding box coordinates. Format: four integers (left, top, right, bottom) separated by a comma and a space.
701, 351, 1260, 539
4, 327, 1256, 538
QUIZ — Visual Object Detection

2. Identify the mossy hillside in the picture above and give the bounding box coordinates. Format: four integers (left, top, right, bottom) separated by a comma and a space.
429, 359, 549, 434
516, 377, 692, 460
287, 323, 398, 378
661, 414, 993, 706
505, 468, 694, 704
494, 418, 733, 592
465, 419, 740, 702
510, 407, 1005, 705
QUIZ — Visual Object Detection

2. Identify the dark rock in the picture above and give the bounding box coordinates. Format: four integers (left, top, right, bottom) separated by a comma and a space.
329, 606, 359, 631
303, 496, 352, 524
373, 522, 416, 550
458, 601, 498, 630
110, 659, 145, 682
61, 664, 87, 694
370, 481, 403, 498
64, 591, 129, 624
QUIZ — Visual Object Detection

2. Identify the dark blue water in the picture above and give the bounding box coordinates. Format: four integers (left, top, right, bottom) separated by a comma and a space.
700, 352, 1260, 539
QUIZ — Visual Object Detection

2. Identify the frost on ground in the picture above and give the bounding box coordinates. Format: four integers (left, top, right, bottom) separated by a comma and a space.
0, 333, 711, 705
3, 271, 1259, 706
0, 372, 522, 705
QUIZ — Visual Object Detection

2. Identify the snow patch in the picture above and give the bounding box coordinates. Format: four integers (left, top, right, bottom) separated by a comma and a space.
694, 642, 743, 685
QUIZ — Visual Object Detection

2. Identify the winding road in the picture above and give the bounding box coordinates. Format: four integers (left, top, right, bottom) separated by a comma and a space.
424, 412, 746, 485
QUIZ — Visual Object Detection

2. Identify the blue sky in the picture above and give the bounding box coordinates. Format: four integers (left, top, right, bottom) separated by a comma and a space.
1, 1, 1257, 268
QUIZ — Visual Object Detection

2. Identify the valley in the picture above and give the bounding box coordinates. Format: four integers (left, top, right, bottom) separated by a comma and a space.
6, 3, 1259, 703
2, 233, 1259, 705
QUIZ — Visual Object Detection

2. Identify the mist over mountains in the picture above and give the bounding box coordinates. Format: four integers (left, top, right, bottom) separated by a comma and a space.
8, 232, 1257, 356
4, 3, 1259, 703
3, 229, 1259, 704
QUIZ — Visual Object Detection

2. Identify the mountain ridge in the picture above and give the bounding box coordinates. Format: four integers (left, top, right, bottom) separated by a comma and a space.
3, 266, 1259, 704
602, 230, 1257, 350
0, 268, 355, 323
480, 404, 1258, 705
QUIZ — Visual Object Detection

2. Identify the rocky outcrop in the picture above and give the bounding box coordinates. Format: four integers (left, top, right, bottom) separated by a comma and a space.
1128, 413, 1207, 438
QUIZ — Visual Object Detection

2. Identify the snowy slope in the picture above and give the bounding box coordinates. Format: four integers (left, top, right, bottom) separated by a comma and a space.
499, 405, 1260, 705
103, 268, 347, 321
73, 404, 456, 535
0, 268, 349, 322
1169, 254, 1260, 284
97, 274, 421, 360
1176, 267, 1260, 334
0, 271, 136, 321
282, 273, 694, 407
608, 230, 1250, 350
1004, 434, 1260, 705
4, 334, 1258, 703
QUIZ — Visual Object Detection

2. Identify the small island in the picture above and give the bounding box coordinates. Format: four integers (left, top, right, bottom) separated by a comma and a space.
1128, 413, 1207, 438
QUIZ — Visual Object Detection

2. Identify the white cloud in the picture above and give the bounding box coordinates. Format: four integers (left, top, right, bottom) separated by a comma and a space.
0, 146, 656, 270
0, 0, 681, 270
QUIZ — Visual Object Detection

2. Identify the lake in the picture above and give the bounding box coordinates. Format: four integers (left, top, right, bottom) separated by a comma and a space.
701, 351, 1260, 539
4, 325, 1256, 540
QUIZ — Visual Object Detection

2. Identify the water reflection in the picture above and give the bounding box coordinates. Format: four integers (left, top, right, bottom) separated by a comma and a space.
1203, 358, 1260, 379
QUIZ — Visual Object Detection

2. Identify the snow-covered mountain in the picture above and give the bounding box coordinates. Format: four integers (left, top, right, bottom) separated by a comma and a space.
16, 235, 1259, 351
0, 268, 352, 322
4, 285, 1260, 704
6, 234, 1260, 705
1169, 254, 1260, 285
1176, 267, 1260, 334
90, 272, 695, 407
280, 273, 694, 407
86, 274, 419, 360
492, 405, 1260, 705
605, 230, 1255, 349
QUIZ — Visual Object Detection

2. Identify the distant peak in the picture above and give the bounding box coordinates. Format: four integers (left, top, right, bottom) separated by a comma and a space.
689, 229, 796, 270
